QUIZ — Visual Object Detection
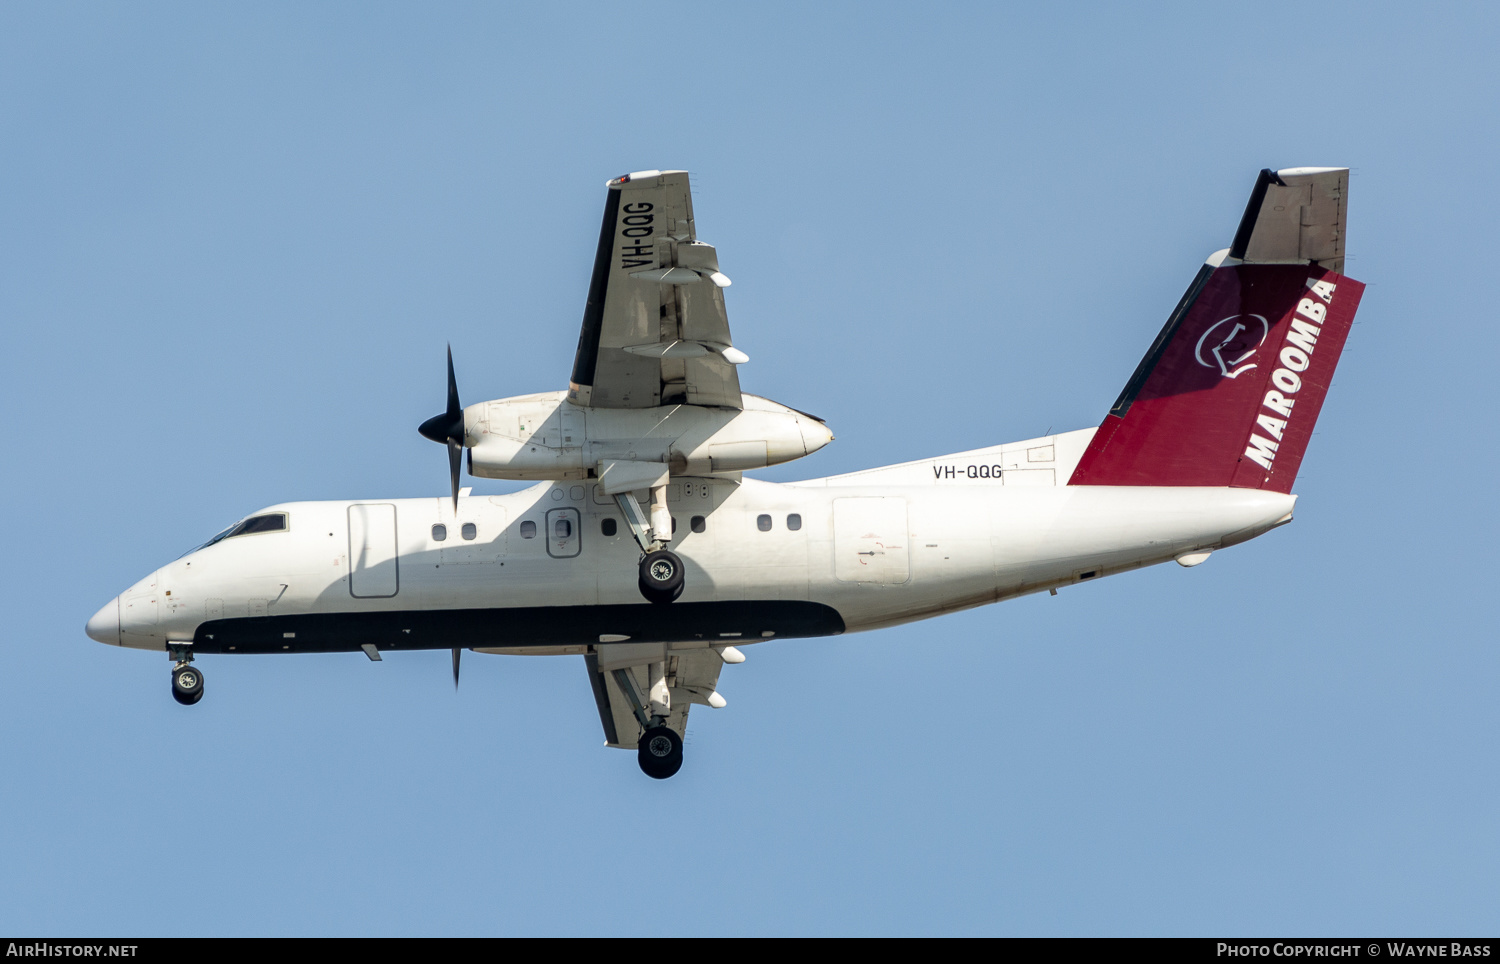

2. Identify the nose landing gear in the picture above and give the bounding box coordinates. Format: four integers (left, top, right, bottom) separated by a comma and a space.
169, 645, 203, 705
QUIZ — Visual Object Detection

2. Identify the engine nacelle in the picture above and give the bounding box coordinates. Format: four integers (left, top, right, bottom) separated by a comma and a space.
465, 392, 833, 482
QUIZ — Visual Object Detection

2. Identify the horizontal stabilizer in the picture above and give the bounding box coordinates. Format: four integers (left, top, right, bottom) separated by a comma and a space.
1230, 167, 1347, 273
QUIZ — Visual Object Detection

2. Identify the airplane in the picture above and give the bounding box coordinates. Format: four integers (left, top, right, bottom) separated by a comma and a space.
85, 167, 1363, 779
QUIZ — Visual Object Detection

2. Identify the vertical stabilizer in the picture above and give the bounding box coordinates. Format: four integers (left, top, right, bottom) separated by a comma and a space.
1069, 168, 1364, 493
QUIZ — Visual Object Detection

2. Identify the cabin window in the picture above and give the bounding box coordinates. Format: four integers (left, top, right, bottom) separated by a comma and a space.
787, 513, 802, 531
601, 518, 617, 537
554, 518, 573, 539
461, 522, 477, 541
690, 516, 705, 533
432, 524, 447, 542
757, 514, 772, 531
520, 521, 537, 539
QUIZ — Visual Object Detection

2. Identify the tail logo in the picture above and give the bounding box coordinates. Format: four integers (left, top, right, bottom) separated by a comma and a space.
1195, 314, 1269, 379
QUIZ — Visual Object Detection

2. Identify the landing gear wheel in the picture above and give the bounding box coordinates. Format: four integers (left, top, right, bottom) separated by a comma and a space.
171, 664, 204, 706
638, 549, 685, 604
637, 725, 683, 779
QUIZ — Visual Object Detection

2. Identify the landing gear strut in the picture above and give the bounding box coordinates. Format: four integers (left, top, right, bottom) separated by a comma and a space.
169, 645, 203, 706
615, 486, 685, 605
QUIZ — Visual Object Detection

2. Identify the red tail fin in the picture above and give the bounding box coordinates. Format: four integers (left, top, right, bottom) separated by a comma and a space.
1069, 166, 1364, 492
1069, 260, 1363, 492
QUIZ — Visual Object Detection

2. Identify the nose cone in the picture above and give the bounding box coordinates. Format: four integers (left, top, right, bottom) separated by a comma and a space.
800, 418, 835, 456
86, 598, 120, 645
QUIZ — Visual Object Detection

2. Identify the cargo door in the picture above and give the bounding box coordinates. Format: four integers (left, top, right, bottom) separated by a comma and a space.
833, 497, 909, 584
348, 503, 399, 597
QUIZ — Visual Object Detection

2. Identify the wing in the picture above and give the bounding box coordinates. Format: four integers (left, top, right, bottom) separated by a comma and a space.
568, 170, 745, 410
584, 647, 727, 749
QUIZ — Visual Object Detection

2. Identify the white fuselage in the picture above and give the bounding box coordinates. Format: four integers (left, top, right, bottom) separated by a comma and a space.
89, 429, 1296, 656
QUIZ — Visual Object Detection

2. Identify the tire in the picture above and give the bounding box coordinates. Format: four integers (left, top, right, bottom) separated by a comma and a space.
644, 578, 683, 604
172, 665, 203, 705
638, 549, 685, 604
637, 725, 683, 779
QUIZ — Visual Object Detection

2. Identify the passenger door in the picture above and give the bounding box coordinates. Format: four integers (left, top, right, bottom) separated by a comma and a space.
546, 507, 581, 559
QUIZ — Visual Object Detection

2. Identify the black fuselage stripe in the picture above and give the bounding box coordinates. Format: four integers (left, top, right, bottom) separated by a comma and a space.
193, 601, 846, 654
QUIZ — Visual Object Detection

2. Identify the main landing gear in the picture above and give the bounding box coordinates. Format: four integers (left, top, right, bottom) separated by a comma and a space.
614, 486, 685, 605
169, 645, 203, 706
611, 666, 686, 779
639, 549, 684, 604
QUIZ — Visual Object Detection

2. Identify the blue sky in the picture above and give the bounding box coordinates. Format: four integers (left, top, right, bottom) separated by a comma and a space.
2, 2, 1497, 936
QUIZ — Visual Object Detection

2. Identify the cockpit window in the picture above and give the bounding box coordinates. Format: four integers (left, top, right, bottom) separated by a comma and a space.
196, 513, 289, 551
233, 514, 288, 536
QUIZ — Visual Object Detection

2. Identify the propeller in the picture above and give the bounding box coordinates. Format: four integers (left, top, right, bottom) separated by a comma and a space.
418, 344, 466, 511
452, 647, 461, 690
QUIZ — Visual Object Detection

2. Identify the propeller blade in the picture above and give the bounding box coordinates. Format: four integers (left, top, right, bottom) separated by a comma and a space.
452, 647, 461, 690
420, 344, 468, 505
447, 438, 462, 510
445, 344, 461, 421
